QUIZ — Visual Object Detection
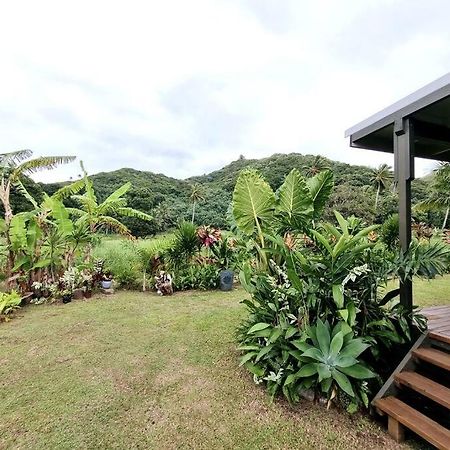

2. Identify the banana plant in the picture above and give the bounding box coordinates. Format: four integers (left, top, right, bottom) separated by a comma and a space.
68, 162, 152, 238
0, 149, 75, 279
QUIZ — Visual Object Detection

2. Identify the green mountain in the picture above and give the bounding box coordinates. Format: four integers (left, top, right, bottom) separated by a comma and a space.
34, 152, 433, 236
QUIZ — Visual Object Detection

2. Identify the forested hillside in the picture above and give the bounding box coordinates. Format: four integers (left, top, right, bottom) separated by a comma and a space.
13, 152, 438, 237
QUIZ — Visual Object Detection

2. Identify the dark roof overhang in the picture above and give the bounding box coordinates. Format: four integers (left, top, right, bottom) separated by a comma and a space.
345, 73, 450, 162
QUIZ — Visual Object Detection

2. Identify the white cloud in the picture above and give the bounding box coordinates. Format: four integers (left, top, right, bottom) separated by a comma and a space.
0, 0, 449, 181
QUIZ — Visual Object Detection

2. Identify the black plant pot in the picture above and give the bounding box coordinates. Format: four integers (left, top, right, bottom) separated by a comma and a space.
62, 294, 72, 304
220, 269, 234, 291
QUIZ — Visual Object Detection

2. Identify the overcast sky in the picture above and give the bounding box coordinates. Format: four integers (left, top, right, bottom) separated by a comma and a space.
1, 0, 449, 182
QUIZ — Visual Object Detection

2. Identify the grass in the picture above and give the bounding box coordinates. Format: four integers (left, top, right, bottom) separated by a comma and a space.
0, 288, 423, 450
386, 274, 450, 308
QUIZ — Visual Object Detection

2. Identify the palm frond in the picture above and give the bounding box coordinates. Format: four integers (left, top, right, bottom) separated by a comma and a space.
80, 161, 97, 204
0, 149, 33, 168
98, 197, 127, 215
66, 207, 85, 217
12, 155, 75, 180
71, 194, 97, 212
12, 179, 38, 209
52, 179, 85, 201
97, 215, 132, 236
117, 207, 153, 221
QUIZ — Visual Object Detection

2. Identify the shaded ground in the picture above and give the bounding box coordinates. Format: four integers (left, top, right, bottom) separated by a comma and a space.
0, 287, 441, 449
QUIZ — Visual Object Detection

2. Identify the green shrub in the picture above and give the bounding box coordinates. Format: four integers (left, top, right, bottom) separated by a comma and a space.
0, 291, 21, 321
379, 214, 399, 250
232, 169, 448, 410
172, 264, 220, 291
165, 221, 200, 270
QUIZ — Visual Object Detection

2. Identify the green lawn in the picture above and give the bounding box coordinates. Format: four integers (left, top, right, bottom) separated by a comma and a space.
2, 285, 445, 450
386, 274, 450, 308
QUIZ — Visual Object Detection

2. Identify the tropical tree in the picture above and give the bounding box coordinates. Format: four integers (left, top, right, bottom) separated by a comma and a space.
302, 155, 330, 177
67, 163, 152, 245
189, 183, 204, 223
0, 150, 75, 278
370, 164, 393, 211
416, 162, 450, 230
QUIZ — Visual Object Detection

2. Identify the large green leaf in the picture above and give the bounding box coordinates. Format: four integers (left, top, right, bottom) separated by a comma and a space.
9, 214, 27, 251
247, 322, 271, 334
316, 363, 331, 382
276, 168, 313, 226
45, 197, 73, 236
296, 363, 318, 377
306, 169, 333, 219
340, 339, 370, 359
329, 331, 344, 359
339, 364, 375, 379
316, 319, 331, 355
232, 170, 275, 236
331, 369, 354, 397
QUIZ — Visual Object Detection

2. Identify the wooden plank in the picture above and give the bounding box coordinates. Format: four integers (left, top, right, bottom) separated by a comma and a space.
371, 334, 428, 406
395, 371, 450, 409
388, 416, 405, 443
374, 396, 450, 450
413, 348, 450, 371
429, 332, 450, 346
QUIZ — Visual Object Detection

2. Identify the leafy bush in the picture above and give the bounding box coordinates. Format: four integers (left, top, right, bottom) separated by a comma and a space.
0, 291, 21, 321
172, 263, 220, 291
165, 221, 200, 270
379, 214, 399, 250
233, 168, 448, 410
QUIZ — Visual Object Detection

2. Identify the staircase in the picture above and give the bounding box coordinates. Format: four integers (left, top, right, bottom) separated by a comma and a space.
373, 330, 450, 449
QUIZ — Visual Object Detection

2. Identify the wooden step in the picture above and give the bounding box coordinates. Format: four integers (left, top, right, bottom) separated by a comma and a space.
395, 371, 450, 409
374, 396, 450, 449
413, 347, 450, 371
429, 331, 450, 346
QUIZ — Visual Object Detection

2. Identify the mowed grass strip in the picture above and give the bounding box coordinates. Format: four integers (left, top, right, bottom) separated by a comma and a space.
386, 274, 450, 308
0, 288, 428, 450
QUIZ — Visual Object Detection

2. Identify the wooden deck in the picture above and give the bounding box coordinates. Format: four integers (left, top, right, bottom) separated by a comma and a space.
423, 306, 450, 345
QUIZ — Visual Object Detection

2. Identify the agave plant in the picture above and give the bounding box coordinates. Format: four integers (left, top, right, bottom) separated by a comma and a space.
290, 320, 375, 408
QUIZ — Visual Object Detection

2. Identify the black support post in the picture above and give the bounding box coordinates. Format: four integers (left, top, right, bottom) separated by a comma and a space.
394, 118, 414, 310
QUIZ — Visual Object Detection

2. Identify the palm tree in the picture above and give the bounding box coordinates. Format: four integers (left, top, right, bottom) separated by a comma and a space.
416, 162, 450, 230
302, 155, 329, 177
0, 149, 75, 278
189, 183, 204, 223
370, 164, 393, 210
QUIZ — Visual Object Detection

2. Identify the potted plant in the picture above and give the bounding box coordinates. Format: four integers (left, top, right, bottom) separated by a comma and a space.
81, 271, 93, 298
101, 271, 113, 290
60, 267, 79, 303
61, 287, 73, 304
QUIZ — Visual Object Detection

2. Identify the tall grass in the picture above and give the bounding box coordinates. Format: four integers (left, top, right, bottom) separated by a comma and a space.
93, 233, 174, 289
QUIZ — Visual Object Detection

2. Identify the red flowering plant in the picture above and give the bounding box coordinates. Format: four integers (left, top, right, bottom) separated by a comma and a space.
197, 225, 221, 248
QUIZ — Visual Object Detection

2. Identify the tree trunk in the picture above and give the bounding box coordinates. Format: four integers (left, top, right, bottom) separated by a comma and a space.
1, 180, 15, 284
374, 185, 380, 211
191, 201, 196, 224
442, 207, 449, 230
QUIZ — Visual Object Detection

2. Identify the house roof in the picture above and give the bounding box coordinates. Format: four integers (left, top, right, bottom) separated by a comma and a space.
345, 73, 450, 162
